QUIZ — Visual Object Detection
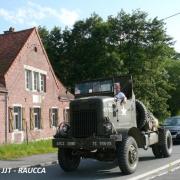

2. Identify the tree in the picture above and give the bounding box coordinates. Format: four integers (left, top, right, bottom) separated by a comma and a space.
166, 57, 180, 115
38, 10, 176, 119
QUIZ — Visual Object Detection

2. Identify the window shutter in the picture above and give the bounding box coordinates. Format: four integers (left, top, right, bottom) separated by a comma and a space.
49, 108, 52, 128
44, 75, 46, 93
40, 108, 43, 129
9, 107, 14, 132
22, 107, 26, 131
30, 108, 34, 130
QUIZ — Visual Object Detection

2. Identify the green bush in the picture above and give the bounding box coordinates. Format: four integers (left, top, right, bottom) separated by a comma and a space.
0, 140, 57, 160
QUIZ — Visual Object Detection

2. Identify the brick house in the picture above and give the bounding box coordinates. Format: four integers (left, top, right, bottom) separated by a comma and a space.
0, 27, 73, 144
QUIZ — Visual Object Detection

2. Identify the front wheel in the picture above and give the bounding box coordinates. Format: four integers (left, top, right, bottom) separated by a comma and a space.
116, 136, 139, 175
58, 148, 80, 172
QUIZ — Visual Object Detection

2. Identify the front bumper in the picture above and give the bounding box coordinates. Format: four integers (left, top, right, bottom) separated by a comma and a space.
52, 135, 122, 149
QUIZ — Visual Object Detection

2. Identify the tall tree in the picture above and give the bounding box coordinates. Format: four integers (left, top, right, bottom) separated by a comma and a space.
38, 10, 175, 119
166, 57, 180, 115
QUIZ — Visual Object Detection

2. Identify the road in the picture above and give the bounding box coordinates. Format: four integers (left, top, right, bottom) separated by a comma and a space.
0, 144, 180, 180
154, 169, 180, 180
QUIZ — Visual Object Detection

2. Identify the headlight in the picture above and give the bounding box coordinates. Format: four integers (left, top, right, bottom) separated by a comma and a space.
103, 122, 112, 133
58, 122, 69, 137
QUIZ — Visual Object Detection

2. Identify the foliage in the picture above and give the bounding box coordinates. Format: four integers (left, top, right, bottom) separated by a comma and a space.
165, 57, 180, 116
38, 10, 177, 119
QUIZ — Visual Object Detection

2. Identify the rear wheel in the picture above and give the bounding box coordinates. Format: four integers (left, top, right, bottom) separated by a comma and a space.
159, 129, 173, 157
116, 136, 139, 175
58, 148, 80, 172
152, 129, 173, 158
152, 144, 163, 158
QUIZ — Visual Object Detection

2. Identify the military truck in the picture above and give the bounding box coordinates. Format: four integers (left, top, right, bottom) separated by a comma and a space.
52, 76, 173, 175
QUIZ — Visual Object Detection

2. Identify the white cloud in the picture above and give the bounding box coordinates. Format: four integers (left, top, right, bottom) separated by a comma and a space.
59, 8, 80, 26
0, 1, 80, 27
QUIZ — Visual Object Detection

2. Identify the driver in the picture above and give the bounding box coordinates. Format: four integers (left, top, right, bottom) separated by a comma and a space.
114, 83, 127, 104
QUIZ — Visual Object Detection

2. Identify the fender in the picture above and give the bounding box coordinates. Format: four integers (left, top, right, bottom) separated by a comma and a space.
117, 127, 144, 148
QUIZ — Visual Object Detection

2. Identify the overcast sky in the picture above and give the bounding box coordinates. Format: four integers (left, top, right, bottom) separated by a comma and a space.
0, 0, 180, 52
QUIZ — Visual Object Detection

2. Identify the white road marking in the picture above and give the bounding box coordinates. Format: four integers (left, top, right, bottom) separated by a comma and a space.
127, 159, 180, 180
147, 165, 180, 180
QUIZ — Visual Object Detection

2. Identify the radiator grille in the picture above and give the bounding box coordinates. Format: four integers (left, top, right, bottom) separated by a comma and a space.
71, 110, 97, 137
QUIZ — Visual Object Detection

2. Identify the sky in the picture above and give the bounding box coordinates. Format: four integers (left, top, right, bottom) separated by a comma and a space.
0, 0, 180, 52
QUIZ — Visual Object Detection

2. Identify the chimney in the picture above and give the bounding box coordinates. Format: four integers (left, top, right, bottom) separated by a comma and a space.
4, 27, 15, 34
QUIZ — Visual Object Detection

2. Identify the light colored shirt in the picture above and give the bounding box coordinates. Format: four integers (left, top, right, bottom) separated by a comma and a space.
115, 92, 126, 101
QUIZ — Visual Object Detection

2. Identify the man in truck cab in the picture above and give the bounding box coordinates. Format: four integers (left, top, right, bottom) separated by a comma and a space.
114, 82, 127, 104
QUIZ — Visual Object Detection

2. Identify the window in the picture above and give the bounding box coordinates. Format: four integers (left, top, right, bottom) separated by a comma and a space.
25, 69, 32, 90
64, 108, 70, 123
52, 108, 58, 127
34, 72, 39, 91
14, 106, 22, 130
34, 108, 41, 129
25, 68, 46, 92
40, 74, 46, 92
75, 80, 113, 95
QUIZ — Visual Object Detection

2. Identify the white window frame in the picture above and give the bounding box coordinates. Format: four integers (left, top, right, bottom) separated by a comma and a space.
51, 108, 58, 127
13, 105, 22, 131
25, 69, 32, 91
64, 107, 70, 123
40, 74, 46, 92
24, 65, 47, 75
33, 106, 41, 130
24, 65, 47, 93
33, 71, 40, 92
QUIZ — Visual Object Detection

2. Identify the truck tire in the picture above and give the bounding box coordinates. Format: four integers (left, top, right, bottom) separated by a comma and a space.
159, 129, 173, 157
151, 144, 163, 158
152, 129, 173, 158
135, 100, 148, 130
116, 136, 139, 175
58, 148, 80, 172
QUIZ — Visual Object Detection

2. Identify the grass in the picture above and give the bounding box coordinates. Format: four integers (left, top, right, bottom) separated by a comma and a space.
0, 140, 57, 160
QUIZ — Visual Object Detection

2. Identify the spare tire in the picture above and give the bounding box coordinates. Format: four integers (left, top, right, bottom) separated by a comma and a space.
135, 100, 148, 130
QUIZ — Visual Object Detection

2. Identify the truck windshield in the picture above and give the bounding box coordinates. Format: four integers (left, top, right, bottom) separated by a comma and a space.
75, 80, 113, 95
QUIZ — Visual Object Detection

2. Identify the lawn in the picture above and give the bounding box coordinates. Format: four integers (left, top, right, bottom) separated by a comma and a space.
0, 140, 57, 160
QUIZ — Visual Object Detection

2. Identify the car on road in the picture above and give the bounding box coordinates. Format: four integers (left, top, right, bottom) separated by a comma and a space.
162, 116, 180, 142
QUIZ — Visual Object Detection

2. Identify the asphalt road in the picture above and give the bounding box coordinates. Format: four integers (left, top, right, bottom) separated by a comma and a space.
154, 169, 180, 180
0, 144, 180, 180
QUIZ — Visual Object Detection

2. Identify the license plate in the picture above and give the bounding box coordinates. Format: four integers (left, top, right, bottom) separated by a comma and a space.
56, 141, 76, 146
92, 141, 113, 147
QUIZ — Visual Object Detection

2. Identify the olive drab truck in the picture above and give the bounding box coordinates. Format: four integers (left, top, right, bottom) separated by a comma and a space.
52, 76, 173, 175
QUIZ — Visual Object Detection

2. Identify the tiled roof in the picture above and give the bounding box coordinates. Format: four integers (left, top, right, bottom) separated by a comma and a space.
0, 28, 34, 82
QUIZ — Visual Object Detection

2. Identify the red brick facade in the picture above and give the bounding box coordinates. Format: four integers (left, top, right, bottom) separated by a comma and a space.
0, 28, 73, 144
